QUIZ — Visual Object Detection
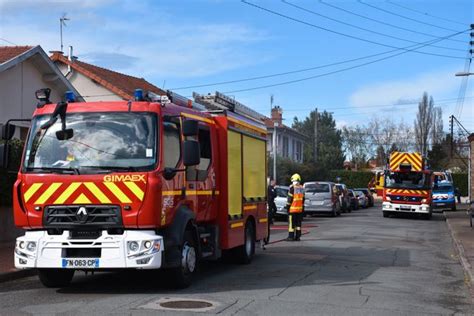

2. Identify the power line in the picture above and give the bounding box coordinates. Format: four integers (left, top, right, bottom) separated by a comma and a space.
0, 38, 17, 45
386, 1, 468, 26
240, 0, 466, 60
319, 0, 466, 44
282, 0, 464, 52
358, 0, 461, 33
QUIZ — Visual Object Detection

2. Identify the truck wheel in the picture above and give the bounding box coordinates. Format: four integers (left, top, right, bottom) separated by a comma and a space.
424, 212, 432, 220
172, 230, 197, 289
451, 205, 456, 212
235, 220, 255, 264
383, 211, 389, 218
38, 269, 74, 288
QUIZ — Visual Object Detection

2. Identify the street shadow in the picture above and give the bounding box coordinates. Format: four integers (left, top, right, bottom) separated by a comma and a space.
56, 244, 409, 295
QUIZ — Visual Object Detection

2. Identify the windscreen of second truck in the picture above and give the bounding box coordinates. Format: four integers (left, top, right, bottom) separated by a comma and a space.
23, 112, 157, 173
384, 171, 430, 190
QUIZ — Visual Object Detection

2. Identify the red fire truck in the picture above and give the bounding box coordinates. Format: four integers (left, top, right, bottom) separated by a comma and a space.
1, 89, 268, 288
382, 152, 432, 219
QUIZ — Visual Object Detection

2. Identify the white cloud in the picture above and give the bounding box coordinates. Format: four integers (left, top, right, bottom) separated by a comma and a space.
1, 1, 270, 79
349, 69, 461, 109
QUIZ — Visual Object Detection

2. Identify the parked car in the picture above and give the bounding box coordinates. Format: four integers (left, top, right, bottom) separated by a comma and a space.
354, 190, 368, 208
274, 185, 290, 219
353, 188, 374, 207
348, 189, 359, 210
432, 182, 456, 212
304, 181, 341, 217
335, 183, 352, 213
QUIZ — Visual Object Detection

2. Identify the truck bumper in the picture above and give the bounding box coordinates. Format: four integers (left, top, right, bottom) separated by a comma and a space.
14, 230, 164, 270
382, 202, 431, 213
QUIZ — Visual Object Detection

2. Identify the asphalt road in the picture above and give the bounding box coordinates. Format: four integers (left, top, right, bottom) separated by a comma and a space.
0, 204, 472, 315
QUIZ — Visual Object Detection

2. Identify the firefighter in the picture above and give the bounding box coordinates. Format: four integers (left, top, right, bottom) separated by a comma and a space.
286, 173, 304, 241
267, 179, 277, 225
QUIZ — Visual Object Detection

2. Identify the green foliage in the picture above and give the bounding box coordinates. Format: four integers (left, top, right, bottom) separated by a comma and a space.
327, 170, 374, 189
292, 110, 345, 170
452, 173, 468, 196
0, 139, 25, 206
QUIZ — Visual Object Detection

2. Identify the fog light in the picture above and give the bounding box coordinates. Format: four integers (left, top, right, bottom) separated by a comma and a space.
144, 241, 152, 249
128, 241, 139, 252
19, 241, 25, 249
26, 242, 36, 252
137, 257, 151, 265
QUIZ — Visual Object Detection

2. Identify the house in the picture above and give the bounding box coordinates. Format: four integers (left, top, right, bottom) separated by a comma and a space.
0, 45, 82, 137
265, 106, 308, 163
50, 49, 165, 101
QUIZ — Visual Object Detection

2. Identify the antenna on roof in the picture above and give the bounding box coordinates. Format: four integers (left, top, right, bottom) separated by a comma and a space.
60, 13, 70, 53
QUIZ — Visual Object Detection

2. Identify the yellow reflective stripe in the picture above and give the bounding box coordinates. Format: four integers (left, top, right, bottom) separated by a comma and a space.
259, 218, 268, 223
35, 183, 61, 204
163, 190, 182, 196
124, 182, 144, 201
288, 215, 294, 232
230, 222, 244, 228
73, 193, 92, 204
182, 112, 214, 125
84, 182, 111, 204
104, 182, 132, 203
243, 205, 257, 211
228, 116, 267, 134
54, 182, 81, 204
24, 183, 43, 203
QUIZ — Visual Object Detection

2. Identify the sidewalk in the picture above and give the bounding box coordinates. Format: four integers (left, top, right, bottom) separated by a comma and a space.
444, 209, 474, 298
0, 241, 35, 283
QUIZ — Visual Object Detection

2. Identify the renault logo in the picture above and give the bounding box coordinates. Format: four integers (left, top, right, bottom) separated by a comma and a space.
76, 206, 88, 222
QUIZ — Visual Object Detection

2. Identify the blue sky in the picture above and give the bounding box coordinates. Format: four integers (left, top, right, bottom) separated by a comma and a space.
1, 0, 473, 131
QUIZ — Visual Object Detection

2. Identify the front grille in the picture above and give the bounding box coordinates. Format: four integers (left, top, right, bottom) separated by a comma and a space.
44, 205, 122, 229
388, 195, 422, 203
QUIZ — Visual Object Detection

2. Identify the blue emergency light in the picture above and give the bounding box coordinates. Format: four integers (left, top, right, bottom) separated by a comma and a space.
134, 89, 144, 101
65, 91, 76, 102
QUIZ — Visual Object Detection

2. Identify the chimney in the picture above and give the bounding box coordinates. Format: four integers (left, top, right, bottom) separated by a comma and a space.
68, 46, 73, 63
271, 106, 283, 126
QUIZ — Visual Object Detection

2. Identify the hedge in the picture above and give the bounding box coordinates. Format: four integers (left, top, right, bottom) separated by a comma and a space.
327, 170, 374, 189
452, 173, 468, 196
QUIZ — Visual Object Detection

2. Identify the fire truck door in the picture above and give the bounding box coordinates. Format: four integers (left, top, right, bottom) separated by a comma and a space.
186, 123, 215, 221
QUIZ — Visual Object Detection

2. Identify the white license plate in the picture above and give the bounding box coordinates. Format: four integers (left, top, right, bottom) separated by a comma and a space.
437, 203, 446, 206
312, 200, 324, 205
400, 205, 411, 210
62, 258, 99, 268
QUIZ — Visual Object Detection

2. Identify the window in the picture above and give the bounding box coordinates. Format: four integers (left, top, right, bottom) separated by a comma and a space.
163, 121, 181, 168
296, 141, 302, 162
282, 136, 289, 158
186, 126, 212, 181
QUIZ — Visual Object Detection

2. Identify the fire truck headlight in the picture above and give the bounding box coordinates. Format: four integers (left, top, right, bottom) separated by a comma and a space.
144, 241, 152, 250
128, 241, 139, 253
385, 196, 391, 201
26, 242, 36, 252
421, 199, 428, 203
19, 241, 26, 249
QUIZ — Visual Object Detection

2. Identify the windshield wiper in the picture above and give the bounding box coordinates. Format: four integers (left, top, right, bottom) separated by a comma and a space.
26, 167, 80, 175
80, 166, 138, 172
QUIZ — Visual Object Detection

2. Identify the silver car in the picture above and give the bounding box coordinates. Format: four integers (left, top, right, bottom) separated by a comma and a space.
304, 181, 341, 217
274, 185, 289, 218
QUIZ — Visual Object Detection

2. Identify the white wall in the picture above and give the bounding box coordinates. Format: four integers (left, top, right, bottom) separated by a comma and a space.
0, 59, 65, 137
57, 63, 123, 102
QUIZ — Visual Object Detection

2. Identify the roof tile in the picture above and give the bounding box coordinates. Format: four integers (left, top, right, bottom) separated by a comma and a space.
0, 46, 34, 63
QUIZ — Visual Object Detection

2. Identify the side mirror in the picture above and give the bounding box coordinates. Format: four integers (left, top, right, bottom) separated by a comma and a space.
1, 124, 16, 140
56, 128, 74, 141
182, 120, 199, 137
183, 140, 200, 166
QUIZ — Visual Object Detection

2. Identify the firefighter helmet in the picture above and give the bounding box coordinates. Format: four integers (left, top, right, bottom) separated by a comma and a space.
290, 173, 301, 183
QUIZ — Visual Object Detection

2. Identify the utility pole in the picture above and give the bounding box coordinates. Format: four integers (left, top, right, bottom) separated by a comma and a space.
450, 115, 454, 158
273, 123, 277, 183
314, 108, 318, 163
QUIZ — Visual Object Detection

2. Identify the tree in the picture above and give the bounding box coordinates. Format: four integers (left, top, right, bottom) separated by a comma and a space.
414, 92, 434, 156
293, 110, 344, 170
431, 107, 443, 145
342, 125, 371, 169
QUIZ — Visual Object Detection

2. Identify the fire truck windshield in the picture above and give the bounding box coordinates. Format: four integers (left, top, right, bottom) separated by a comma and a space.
384, 171, 431, 190
23, 112, 157, 173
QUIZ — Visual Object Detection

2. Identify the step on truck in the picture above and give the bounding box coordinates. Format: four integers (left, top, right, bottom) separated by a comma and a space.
382, 152, 433, 219
1, 89, 268, 288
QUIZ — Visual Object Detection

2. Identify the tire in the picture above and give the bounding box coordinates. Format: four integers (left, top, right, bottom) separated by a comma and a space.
38, 269, 74, 288
424, 212, 432, 220
235, 220, 255, 264
451, 205, 456, 212
171, 230, 198, 289
383, 211, 389, 218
